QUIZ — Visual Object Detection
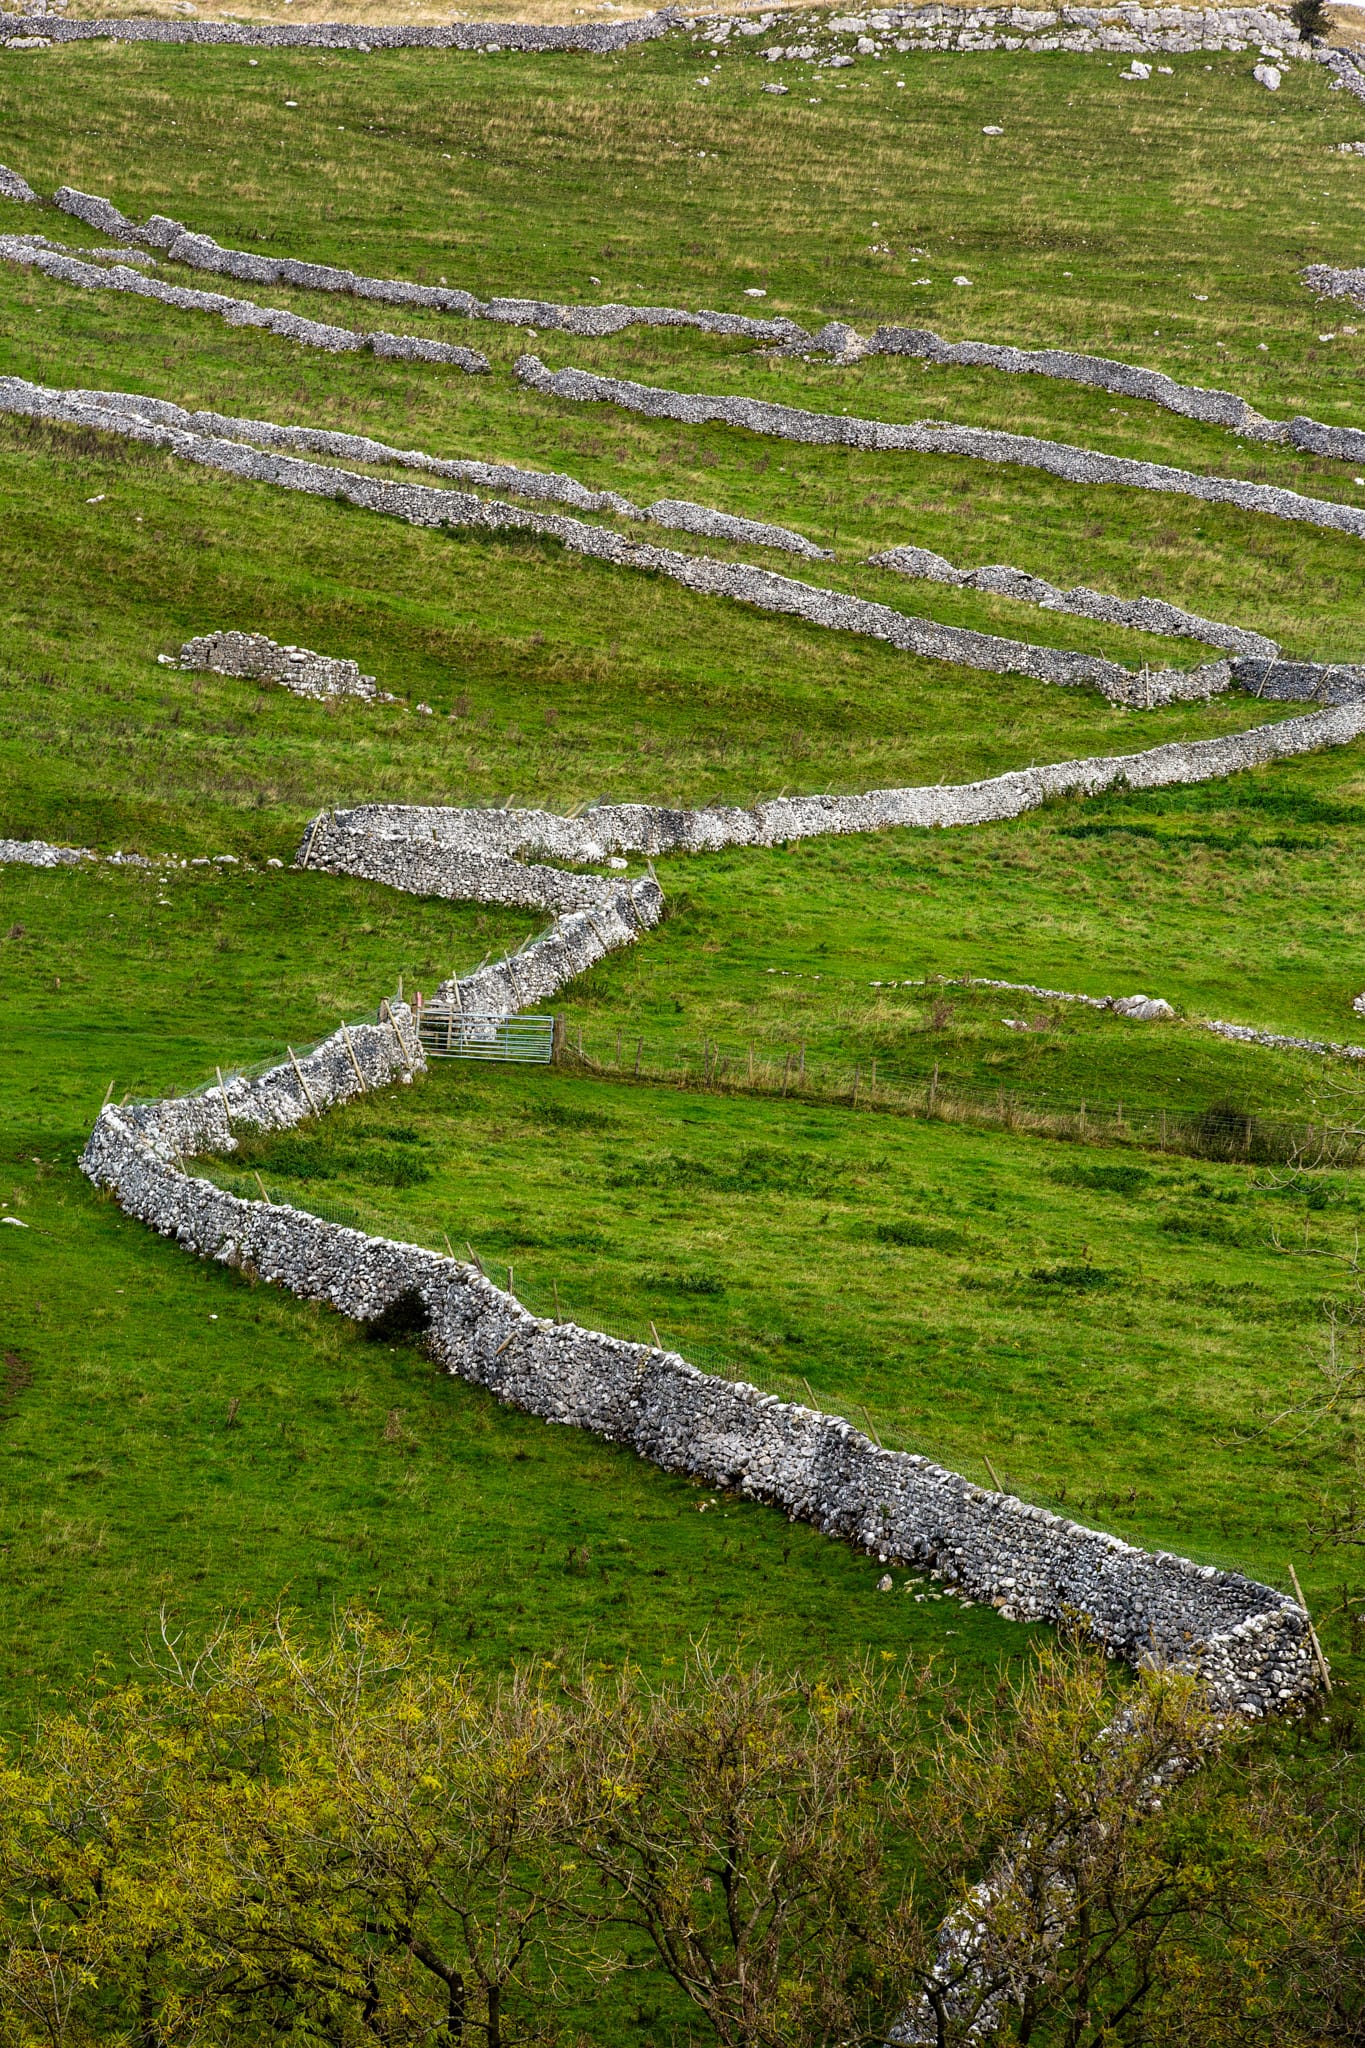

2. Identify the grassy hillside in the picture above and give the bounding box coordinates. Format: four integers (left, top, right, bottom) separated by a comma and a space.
2, 21, 1364, 1738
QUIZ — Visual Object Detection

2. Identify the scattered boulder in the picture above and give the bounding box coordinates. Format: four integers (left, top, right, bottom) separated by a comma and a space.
1109, 994, 1176, 1021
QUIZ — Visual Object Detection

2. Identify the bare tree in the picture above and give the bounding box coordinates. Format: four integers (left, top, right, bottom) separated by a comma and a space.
557, 1645, 933, 2048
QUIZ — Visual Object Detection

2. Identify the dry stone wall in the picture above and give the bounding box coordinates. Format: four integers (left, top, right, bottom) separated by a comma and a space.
0, 234, 491, 372
1202, 1016, 1365, 1059
870, 544, 1281, 658
918, 974, 1365, 1055
516, 356, 1365, 541
78, 1006, 1316, 1717
3, 7, 677, 48
49, 184, 809, 347
304, 698, 1365, 899
36, 183, 1363, 469
860, 326, 1365, 465
65, 383, 827, 558
0, 163, 35, 203
0, 374, 1299, 710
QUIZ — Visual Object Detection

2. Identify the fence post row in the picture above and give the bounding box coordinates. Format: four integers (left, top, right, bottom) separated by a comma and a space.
540, 1029, 1359, 1167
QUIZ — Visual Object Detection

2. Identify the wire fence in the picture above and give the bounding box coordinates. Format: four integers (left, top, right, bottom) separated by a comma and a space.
555, 1024, 1365, 1169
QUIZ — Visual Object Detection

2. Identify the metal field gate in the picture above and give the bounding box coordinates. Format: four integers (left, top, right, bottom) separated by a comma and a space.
418, 1007, 557, 1064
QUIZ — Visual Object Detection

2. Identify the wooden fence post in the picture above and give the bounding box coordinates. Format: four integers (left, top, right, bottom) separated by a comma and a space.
287, 1046, 319, 1115
341, 1023, 367, 1091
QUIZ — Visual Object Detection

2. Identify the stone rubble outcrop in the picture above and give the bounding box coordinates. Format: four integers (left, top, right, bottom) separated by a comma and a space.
174, 631, 395, 703
0, 835, 94, 865
1303, 262, 1365, 309
0, 837, 152, 867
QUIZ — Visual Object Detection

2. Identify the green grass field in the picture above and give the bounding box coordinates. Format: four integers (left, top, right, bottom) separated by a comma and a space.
3, 19, 1365, 1755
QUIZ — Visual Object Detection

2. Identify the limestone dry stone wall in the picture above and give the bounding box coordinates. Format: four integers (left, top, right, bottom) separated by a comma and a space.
0, 163, 35, 203
59, 383, 827, 558
78, 997, 1316, 1718
1, 7, 677, 48
32, 183, 1365, 468
859, 326, 1365, 465
9, 373, 1341, 711
20, 371, 1363, 700
920, 974, 1365, 1057
870, 544, 1281, 657
300, 700, 1365, 920
515, 356, 1365, 541
48, 185, 809, 347
0, 234, 491, 372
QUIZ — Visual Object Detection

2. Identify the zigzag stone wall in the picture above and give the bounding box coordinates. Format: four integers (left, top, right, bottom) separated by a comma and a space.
77, 985, 1316, 1717
515, 356, 1365, 541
